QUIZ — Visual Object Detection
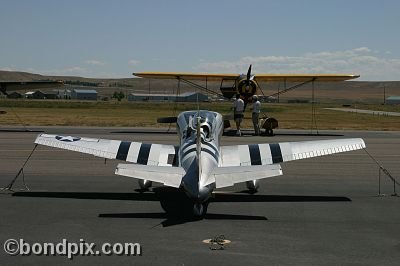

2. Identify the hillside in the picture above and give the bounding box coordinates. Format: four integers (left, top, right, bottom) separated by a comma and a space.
1, 70, 400, 103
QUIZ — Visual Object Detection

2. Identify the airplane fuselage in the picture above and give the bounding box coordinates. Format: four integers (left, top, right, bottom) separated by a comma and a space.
176, 111, 223, 204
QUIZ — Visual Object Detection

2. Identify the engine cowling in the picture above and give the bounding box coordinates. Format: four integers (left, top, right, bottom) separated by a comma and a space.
237, 79, 257, 103
138, 179, 152, 189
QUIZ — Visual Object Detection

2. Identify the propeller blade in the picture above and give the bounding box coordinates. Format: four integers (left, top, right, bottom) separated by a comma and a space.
246, 64, 252, 85
246, 64, 252, 80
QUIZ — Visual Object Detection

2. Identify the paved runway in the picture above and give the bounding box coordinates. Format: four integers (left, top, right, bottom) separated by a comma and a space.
1, 127, 399, 265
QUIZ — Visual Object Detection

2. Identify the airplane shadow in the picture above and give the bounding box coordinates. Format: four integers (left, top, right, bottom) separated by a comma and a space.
98, 212, 268, 227
13, 187, 351, 227
212, 191, 351, 202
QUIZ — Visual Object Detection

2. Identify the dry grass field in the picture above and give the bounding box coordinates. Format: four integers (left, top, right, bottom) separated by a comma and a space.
0, 100, 399, 130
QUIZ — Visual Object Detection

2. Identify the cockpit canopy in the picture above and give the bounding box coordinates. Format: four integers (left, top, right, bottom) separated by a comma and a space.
177, 111, 222, 141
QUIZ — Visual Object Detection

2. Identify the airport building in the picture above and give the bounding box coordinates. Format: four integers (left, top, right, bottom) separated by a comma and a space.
127, 92, 208, 102
55, 89, 72, 99
386, 96, 400, 105
7, 92, 22, 99
44, 91, 58, 99
25, 90, 46, 99
70, 89, 98, 100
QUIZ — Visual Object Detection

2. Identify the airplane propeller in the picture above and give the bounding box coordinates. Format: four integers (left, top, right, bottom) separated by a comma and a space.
246, 64, 252, 86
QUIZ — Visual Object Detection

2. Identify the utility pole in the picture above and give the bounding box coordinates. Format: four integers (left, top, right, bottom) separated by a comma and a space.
383, 86, 386, 105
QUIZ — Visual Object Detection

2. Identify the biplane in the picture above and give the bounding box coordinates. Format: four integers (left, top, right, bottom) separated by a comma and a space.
133, 65, 359, 103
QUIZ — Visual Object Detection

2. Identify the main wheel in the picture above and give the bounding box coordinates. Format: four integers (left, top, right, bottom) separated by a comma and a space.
138, 179, 152, 190
246, 180, 259, 193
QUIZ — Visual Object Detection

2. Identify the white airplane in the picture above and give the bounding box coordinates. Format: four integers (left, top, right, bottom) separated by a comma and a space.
35, 110, 365, 216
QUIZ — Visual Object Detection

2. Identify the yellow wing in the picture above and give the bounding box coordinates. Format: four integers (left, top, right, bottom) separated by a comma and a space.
253, 74, 360, 82
133, 72, 239, 80
133, 72, 359, 82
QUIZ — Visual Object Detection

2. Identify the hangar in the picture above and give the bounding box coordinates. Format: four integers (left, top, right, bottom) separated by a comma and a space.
127, 92, 208, 102
71, 89, 98, 100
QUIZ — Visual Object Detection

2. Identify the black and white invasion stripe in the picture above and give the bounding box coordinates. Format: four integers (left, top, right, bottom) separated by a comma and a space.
180, 141, 219, 164
115, 141, 177, 166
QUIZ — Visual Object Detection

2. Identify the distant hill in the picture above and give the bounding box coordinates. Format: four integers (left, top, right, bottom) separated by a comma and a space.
0, 70, 47, 81
1, 70, 400, 103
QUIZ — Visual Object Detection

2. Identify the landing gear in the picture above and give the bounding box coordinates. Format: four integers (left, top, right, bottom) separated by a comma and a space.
246, 180, 259, 193
261, 117, 278, 136
193, 203, 203, 216
138, 179, 152, 190
193, 202, 209, 217
265, 128, 274, 136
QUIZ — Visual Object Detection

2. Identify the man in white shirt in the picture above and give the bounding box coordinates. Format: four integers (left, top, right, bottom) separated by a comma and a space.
250, 95, 261, 136
233, 94, 244, 136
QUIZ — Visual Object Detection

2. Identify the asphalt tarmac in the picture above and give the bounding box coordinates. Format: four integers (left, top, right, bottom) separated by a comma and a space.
0, 127, 399, 265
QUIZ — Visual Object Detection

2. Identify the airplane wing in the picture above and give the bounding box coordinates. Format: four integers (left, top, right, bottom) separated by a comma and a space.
219, 138, 365, 167
133, 72, 359, 82
133, 72, 239, 80
214, 138, 365, 188
34, 134, 178, 166
253, 74, 360, 82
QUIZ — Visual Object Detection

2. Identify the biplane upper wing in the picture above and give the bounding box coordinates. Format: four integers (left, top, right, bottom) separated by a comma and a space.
133, 72, 239, 80
133, 72, 359, 82
253, 74, 360, 82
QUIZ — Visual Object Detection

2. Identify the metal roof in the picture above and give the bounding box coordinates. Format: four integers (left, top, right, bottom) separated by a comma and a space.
387, 96, 400, 100
72, 89, 97, 94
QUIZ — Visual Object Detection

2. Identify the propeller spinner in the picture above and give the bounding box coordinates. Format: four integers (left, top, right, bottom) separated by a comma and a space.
238, 64, 257, 103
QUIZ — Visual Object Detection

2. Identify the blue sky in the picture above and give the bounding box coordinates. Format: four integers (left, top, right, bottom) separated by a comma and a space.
1, 0, 399, 80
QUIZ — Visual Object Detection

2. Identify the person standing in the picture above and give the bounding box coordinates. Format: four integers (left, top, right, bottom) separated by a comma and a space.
233, 94, 244, 136
251, 95, 261, 136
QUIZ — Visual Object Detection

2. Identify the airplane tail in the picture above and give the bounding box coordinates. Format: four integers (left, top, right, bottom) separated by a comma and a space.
115, 164, 185, 188
211, 164, 282, 188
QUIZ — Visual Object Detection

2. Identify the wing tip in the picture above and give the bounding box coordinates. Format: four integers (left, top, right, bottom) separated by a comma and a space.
359, 138, 366, 148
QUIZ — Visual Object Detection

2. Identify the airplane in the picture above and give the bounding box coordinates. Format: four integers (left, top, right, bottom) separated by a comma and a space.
0, 80, 64, 96
34, 110, 365, 216
133, 65, 360, 104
